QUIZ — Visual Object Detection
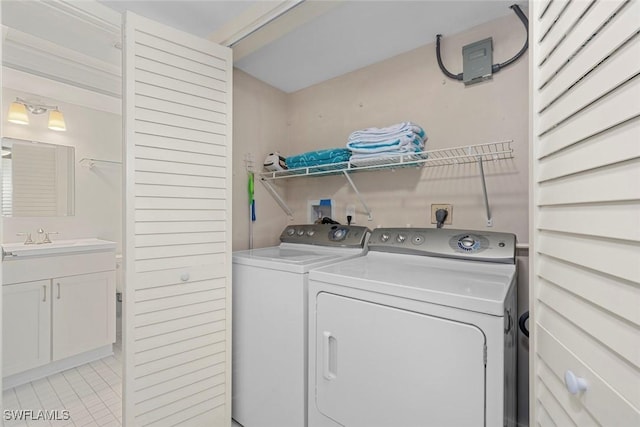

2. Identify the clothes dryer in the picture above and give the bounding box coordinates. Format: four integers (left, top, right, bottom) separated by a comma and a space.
308, 228, 517, 427
232, 224, 370, 427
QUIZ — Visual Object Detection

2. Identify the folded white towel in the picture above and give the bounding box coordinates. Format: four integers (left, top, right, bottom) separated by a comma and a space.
348, 122, 426, 143
349, 151, 428, 166
347, 133, 424, 154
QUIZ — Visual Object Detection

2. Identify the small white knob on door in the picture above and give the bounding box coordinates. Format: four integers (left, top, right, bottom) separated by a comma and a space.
180, 273, 190, 282
565, 370, 587, 394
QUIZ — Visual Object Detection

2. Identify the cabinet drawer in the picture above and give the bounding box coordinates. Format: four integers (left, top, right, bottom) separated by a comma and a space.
3, 251, 115, 284
536, 325, 640, 426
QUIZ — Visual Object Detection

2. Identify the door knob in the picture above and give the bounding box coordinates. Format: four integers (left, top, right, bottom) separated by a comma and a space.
180, 273, 190, 282
565, 370, 587, 394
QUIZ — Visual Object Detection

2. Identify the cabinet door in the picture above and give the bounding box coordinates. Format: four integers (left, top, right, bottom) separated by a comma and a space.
531, 1, 640, 426
2, 280, 51, 376
315, 293, 486, 427
52, 271, 115, 361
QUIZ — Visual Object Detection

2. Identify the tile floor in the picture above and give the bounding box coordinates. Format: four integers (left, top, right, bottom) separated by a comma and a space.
3, 318, 241, 427
3, 321, 122, 427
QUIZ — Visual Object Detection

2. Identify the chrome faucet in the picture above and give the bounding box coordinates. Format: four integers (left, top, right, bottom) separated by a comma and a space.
36, 228, 59, 244
17, 232, 34, 245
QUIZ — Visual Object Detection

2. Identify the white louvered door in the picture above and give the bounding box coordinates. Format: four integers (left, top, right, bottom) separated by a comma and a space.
123, 12, 232, 427
531, 1, 640, 426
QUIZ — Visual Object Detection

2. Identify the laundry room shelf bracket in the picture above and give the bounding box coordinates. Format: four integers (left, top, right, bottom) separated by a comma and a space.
477, 155, 493, 227
260, 178, 294, 219
259, 140, 513, 224
343, 171, 373, 221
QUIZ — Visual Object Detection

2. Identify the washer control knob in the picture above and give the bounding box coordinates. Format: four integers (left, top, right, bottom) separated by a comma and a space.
380, 233, 390, 242
412, 235, 425, 245
331, 228, 347, 241
297, 229, 305, 236
396, 234, 407, 243
307, 230, 315, 237
286, 228, 296, 236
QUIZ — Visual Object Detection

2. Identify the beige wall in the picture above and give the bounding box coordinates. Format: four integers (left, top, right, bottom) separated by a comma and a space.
232, 69, 289, 251
284, 13, 528, 243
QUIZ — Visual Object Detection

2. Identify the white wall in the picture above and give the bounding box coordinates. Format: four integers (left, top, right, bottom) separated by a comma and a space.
2, 85, 122, 251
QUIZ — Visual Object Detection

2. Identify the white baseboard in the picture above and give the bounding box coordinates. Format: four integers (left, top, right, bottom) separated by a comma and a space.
3, 345, 113, 390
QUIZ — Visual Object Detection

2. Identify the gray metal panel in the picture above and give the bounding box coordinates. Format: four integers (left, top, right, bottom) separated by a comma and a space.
463, 37, 493, 85
368, 228, 516, 264
279, 224, 370, 248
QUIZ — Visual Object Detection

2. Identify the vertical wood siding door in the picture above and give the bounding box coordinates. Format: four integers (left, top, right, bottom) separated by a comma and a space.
123, 12, 232, 427
531, 0, 640, 426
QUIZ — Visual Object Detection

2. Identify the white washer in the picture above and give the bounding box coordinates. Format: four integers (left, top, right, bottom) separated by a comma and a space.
308, 228, 517, 427
232, 224, 370, 427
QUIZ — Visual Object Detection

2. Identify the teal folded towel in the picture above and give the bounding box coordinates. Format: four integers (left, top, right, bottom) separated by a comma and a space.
286, 148, 351, 169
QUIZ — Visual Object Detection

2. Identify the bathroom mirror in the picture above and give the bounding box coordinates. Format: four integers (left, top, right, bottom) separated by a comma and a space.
1, 137, 75, 217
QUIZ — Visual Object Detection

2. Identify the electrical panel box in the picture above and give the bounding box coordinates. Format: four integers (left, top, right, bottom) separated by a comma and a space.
462, 37, 493, 85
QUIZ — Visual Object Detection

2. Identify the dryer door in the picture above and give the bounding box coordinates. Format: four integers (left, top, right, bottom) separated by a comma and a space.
315, 292, 486, 427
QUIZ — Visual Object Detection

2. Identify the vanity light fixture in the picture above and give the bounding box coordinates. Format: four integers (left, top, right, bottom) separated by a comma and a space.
7, 97, 67, 131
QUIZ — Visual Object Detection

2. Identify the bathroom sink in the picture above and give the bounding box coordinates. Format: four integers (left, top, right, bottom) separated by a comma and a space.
2, 238, 116, 258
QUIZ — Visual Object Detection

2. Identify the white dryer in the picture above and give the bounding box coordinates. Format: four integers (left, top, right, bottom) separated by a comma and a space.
232, 224, 370, 427
308, 228, 517, 427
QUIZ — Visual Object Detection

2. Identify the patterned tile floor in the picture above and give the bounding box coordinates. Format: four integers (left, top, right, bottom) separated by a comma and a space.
3, 321, 122, 427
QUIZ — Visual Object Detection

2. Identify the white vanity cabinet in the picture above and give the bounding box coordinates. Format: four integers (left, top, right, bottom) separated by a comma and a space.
2, 239, 116, 387
2, 280, 51, 377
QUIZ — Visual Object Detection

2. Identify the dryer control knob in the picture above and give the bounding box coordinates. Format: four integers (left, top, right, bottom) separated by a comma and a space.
307, 230, 315, 237
396, 234, 407, 243
286, 228, 296, 236
458, 236, 478, 251
297, 229, 305, 236
380, 233, 390, 242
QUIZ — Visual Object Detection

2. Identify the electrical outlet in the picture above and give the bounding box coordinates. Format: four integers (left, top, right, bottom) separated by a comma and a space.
431, 204, 453, 225
346, 204, 356, 223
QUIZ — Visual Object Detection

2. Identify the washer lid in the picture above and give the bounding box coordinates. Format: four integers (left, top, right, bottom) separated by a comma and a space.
309, 252, 516, 316
233, 244, 366, 273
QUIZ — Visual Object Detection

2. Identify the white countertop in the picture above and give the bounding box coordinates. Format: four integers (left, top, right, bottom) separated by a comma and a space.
2, 238, 117, 258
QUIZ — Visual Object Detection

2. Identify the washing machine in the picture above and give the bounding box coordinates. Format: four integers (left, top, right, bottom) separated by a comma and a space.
308, 228, 517, 427
232, 224, 370, 427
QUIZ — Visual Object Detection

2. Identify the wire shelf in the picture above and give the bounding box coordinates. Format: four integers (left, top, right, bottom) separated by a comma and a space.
260, 140, 513, 181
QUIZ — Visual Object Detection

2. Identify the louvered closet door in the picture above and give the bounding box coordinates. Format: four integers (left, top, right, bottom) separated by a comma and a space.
531, 1, 640, 426
123, 12, 232, 427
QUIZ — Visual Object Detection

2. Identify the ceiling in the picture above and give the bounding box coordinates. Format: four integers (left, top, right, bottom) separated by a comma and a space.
235, 1, 523, 92
2, 0, 527, 95
97, 0, 259, 39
